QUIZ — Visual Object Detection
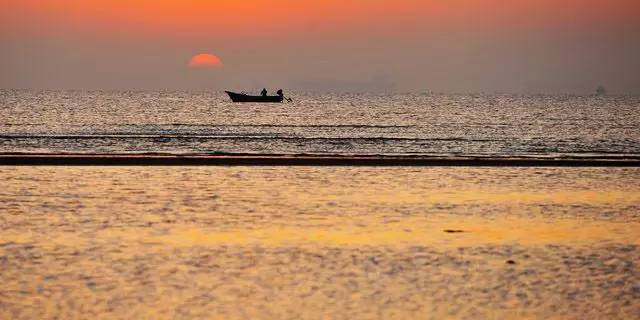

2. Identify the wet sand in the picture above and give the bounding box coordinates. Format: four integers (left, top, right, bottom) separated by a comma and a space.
1, 167, 639, 319
1, 154, 640, 166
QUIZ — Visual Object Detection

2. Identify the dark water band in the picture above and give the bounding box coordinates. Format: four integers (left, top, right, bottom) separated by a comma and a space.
1, 154, 639, 167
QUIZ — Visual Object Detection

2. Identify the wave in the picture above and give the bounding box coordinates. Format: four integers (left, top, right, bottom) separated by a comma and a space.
162, 124, 415, 129
0, 134, 506, 143
2, 123, 415, 129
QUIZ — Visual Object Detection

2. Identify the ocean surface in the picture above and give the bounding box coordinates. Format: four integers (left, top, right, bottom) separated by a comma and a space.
2, 90, 640, 319
1, 90, 639, 158
1, 166, 639, 319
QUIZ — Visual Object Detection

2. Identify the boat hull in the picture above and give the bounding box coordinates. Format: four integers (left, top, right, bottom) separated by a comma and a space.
225, 91, 284, 103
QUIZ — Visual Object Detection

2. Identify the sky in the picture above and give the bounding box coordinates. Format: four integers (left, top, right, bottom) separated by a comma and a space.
1, 0, 639, 93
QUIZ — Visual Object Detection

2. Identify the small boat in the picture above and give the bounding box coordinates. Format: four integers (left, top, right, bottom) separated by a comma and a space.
225, 91, 284, 103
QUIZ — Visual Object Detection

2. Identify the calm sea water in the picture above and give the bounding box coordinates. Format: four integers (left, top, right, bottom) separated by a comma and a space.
1, 90, 639, 157
2, 90, 640, 319
1, 166, 639, 319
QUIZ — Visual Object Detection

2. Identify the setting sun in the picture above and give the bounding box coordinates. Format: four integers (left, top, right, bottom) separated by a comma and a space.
188, 53, 223, 68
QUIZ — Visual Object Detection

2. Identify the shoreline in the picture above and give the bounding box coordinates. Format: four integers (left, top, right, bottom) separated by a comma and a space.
1, 154, 640, 166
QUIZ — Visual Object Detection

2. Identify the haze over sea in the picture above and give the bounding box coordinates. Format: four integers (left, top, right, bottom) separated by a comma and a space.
2, 90, 639, 158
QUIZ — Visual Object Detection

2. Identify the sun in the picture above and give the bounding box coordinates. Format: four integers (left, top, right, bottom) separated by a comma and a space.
189, 53, 223, 68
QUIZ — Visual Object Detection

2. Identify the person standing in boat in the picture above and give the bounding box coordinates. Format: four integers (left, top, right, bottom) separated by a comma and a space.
261, 88, 268, 97
277, 89, 291, 102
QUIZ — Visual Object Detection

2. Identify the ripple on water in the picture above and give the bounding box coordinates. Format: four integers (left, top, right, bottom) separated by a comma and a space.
0, 166, 639, 319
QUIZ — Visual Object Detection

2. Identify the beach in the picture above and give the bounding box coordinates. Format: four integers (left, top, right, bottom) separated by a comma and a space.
1, 166, 638, 319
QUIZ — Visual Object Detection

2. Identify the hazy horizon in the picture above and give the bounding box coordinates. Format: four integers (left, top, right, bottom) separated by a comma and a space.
2, 0, 639, 94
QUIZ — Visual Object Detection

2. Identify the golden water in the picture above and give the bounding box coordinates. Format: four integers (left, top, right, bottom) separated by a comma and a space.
1, 167, 639, 319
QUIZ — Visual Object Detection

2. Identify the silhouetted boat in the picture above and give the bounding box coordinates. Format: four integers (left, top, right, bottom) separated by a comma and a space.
225, 91, 283, 103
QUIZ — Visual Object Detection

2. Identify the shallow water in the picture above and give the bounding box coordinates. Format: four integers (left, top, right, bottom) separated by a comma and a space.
1, 167, 639, 319
1, 90, 639, 158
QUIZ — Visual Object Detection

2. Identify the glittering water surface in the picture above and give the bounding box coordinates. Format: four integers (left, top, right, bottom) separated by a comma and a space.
1, 167, 639, 319
1, 90, 639, 158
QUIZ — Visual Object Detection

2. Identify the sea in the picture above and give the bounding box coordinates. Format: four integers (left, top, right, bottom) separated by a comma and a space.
1, 90, 639, 158
1, 90, 640, 319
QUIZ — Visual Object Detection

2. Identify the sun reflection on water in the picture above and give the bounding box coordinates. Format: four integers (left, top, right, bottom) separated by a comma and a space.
0, 167, 639, 319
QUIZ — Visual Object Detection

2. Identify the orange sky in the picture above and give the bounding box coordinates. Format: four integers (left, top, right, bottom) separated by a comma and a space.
1, 0, 639, 92
3, 0, 639, 41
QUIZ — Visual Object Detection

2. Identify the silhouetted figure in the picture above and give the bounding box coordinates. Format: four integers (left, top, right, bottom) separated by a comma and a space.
276, 89, 292, 102
261, 88, 268, 97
